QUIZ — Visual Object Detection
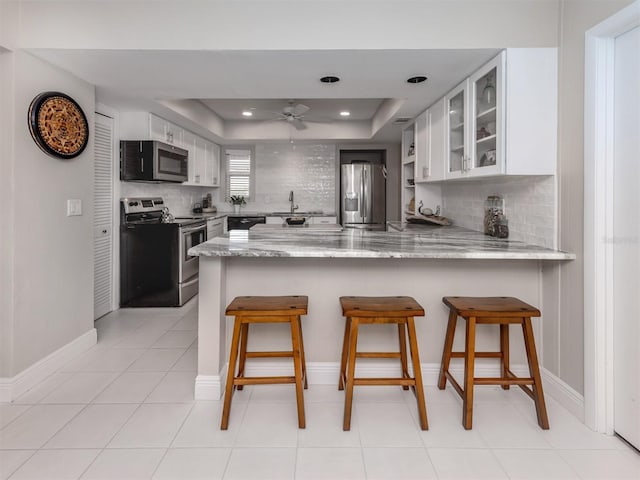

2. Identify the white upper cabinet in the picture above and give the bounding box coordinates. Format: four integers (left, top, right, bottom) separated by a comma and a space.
150, 113, 183, 145
445, 79, 470, 179
415, 99, 446, 183
442, 48, 557, 179
206, 142, 220, 187
185, 137, 220, 187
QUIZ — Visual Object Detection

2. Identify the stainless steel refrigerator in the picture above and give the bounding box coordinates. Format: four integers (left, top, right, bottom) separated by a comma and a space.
341, 162, 386, 230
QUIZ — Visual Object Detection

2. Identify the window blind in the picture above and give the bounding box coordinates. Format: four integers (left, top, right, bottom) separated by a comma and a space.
227, 149, 252, 198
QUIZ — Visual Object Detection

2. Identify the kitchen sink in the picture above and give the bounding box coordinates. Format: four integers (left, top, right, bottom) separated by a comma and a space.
271, 211, 323, 215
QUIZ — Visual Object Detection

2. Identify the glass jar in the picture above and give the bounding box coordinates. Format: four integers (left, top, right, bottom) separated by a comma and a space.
496, 215, 509, 239
484, 195, 504, 236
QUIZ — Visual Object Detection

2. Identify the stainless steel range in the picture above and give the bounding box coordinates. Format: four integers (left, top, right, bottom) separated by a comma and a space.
120, 197, 207, 307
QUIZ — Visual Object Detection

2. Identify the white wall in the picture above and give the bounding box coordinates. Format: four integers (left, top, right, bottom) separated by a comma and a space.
0, 51, 95, 377
0, 51, 16, 377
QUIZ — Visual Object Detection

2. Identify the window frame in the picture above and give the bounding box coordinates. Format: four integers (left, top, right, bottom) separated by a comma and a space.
224, 146, 256, 202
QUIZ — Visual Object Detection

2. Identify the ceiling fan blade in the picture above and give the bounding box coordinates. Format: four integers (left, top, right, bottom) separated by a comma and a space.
291, 103, 310, 116
291, 118, 307, 130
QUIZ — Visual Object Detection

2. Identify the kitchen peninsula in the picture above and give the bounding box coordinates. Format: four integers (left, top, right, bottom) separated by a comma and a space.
189, 227, 574, 399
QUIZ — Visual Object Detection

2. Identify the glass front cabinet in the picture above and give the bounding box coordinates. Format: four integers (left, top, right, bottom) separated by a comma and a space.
446, 51, 505, 178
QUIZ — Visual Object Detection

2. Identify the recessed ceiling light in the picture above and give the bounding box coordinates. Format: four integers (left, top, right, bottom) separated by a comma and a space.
407, 75, 428, 84
242, 110, 253, 117
320, 76, 340, 83
340, 111, 350, 117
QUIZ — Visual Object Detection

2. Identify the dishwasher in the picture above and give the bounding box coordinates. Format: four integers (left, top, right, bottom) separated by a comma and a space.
227, 216, 266, 231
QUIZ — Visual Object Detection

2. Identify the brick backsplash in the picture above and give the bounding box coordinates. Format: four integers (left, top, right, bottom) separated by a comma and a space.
250, 143, 337, 213
442, 176, 557, 248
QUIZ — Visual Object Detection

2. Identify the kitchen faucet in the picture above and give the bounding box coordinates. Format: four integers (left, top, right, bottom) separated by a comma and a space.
289, 191, 299, 215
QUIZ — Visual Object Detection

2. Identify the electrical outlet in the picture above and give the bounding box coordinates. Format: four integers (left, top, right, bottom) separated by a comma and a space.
67, 199, 82, 216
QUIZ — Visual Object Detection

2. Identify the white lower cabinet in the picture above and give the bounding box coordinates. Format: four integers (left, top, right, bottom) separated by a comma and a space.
207, 217, 224, 238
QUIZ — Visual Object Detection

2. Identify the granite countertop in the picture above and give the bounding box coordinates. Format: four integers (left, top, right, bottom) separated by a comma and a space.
189, 224, 575, 260
251, 223, 344, 232
223, 211, 336, 217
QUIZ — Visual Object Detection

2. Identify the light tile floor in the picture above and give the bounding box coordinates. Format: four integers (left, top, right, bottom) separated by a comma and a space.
1, 300, 638, 480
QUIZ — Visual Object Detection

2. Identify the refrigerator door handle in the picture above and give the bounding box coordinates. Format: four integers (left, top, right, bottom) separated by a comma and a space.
362, 168, 367, 219
382, 165, 387, 178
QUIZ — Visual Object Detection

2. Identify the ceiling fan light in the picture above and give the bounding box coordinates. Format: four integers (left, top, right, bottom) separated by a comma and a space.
242, 110, 253, 117
320, 76, 340, 83
340, 111, 350, 117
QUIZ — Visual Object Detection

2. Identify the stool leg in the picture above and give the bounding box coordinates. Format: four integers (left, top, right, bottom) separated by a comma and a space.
438, 309, 458, 389
290, 315, 306, 429
407, 316, 428, 430
343, 317, 359, 431
236, 323, 249, 391
398, 322, 410, 391
297, 316, 308, 389
522, 318, 550, 429
462, 316, 477, 430
338, 316, 351, 391
500, 324, 510, 390
221, 318, 243, 430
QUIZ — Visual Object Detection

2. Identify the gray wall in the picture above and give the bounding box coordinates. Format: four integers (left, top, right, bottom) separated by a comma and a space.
0, 50, 95, 377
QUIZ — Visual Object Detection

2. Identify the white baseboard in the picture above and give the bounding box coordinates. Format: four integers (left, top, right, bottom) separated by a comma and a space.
195, 372, 224, 400
542, 367, 585, 421
0, 328, 97, 403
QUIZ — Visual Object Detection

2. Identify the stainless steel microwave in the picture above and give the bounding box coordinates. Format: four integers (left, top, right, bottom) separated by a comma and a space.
120, 140, 188, 183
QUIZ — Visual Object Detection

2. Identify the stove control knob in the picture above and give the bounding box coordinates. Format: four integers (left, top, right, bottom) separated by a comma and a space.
129, 201, 138, 207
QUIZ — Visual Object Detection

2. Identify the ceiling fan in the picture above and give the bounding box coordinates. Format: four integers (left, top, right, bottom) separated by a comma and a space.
253, 101, 333, 130
276, 102, 311, 130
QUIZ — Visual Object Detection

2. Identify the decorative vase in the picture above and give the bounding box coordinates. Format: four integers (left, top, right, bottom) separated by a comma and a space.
233, 204, 240, 214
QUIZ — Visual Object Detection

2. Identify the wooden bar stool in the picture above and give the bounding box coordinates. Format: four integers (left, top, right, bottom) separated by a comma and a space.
338, 296, 428, 431
221, 295, 308, 430
438, 296, 549, 430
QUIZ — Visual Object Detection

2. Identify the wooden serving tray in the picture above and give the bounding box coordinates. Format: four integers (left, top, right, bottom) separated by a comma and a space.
406, 214, 451, 226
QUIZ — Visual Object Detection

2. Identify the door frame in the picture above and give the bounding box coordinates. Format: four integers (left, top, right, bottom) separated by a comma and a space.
583, 0, 639, 434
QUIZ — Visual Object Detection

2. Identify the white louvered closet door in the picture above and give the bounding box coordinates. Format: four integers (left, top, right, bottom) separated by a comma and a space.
94, 113, 114, 319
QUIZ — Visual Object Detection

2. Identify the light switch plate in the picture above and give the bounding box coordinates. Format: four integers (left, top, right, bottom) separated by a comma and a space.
67, 199, 82, 216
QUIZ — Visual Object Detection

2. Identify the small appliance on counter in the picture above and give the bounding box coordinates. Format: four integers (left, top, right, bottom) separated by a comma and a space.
201, 193, 216, 213
193, 203, 203, 214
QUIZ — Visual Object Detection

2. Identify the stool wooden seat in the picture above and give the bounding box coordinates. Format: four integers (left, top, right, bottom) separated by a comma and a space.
339, 296, 428, 431
438, 296, 549, 430
221, 295, 308, 430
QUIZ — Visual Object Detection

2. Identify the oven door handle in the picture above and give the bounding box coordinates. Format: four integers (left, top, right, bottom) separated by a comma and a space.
181, 277, 199, 287
181, 225, 206, 234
